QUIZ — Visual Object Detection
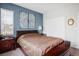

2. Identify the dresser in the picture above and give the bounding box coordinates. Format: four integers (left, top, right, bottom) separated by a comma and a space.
0, 38, 17, 54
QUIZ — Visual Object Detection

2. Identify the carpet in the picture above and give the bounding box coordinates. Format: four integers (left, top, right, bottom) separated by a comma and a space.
0, 47, 79, 56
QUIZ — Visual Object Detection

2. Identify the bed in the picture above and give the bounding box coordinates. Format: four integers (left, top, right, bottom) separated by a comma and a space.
16, 30, 70, 56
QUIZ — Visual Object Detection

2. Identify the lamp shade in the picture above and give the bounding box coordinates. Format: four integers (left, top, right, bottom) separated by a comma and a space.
38, 26, 42, 30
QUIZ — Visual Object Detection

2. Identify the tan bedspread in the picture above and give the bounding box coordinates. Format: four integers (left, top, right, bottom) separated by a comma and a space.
17, 33, 64, 56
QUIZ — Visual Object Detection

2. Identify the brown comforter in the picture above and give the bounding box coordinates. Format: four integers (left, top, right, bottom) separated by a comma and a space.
17, 33, 64, 56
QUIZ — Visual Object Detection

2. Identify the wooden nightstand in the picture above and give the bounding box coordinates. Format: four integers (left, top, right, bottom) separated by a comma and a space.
0, 38, 17, 54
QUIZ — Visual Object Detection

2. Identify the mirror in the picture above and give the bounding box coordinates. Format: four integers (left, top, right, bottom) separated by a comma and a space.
29, 13, 35, 28
20, 12, 28, 28
68, 18, 74, 25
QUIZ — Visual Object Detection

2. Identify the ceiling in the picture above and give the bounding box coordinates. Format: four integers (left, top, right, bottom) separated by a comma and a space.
15, 3, 79, 14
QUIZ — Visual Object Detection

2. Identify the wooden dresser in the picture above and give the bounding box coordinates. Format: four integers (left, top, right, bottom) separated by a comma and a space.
0, 38, 17, 54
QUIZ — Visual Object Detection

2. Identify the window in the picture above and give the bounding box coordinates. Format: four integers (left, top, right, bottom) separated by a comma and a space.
1, 8, 14, 36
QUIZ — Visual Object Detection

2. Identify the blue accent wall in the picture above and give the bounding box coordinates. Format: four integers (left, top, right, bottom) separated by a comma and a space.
0, 3, 43, 37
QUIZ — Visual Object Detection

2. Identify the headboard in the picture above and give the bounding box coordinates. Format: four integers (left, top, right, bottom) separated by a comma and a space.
16, 30, 38, 39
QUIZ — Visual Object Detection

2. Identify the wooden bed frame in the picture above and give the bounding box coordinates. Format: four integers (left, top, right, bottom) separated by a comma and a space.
16, 30, 70, 56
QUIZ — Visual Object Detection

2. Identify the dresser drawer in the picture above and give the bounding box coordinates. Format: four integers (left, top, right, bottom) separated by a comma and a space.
0, 39, 17, 53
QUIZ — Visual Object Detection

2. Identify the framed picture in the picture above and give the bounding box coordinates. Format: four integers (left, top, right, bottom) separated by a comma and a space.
29, 13, 35, 28
20, 12, 28, 28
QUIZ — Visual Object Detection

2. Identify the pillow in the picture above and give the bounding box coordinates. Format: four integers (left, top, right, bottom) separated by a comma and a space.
25, 33, 41, 36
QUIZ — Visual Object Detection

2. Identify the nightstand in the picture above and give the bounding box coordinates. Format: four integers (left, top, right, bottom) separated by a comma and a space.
0, 38, 17, 54
0, 35, 4, 40
40, 33, 47, 36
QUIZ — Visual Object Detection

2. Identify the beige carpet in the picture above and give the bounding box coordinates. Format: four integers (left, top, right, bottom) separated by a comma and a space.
0, 48, 25, 56
69, 47, 79, 56
0, 47, 79, 56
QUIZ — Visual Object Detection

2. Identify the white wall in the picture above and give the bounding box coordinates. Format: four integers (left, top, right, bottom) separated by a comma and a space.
43, 16, 65, 39
43, 4, 79, 48
76, 13, 79, 48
